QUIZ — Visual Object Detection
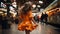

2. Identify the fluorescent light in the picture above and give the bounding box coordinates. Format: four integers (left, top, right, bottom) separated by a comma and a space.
37, 5, 41, 8
32, 4, 36, 8
39, 1, 43, 4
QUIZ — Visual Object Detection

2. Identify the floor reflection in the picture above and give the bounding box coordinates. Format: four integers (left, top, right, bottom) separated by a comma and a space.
1, 22, 60, 34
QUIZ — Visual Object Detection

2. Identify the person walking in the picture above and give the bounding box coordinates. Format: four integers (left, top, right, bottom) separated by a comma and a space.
18, 3, 37, 34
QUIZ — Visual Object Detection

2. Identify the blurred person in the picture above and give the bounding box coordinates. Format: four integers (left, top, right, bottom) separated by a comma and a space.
2, 15, 10, 29
40, 13, 45, 22
34, 15, 39, 23
41, 12, 48, 23
0, 15, 3, 25
37, 15, 40, 23
44, 12, 48, 23
18, 3, 38, 34
15, 17, 19, 24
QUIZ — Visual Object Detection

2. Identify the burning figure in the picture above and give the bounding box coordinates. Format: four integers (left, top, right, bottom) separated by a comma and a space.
18, 3, 38, 34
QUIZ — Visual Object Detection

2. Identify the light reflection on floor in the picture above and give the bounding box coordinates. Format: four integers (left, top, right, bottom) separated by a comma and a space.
0, 22, 60, 34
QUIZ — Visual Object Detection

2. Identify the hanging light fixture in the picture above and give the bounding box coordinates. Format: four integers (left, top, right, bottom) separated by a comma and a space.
32, 4, 36, 8
39, 1, 43, 4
